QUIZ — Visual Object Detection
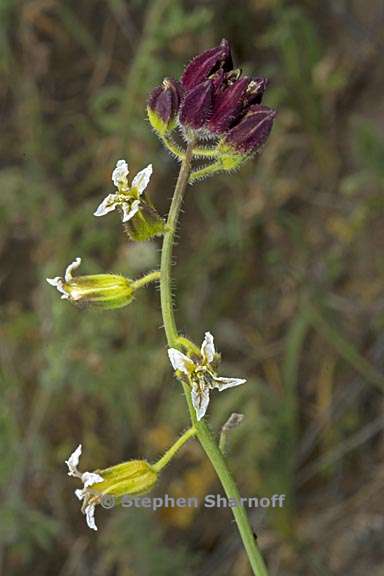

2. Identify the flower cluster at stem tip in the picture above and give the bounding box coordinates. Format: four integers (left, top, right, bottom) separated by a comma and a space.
47, 40, 276, 538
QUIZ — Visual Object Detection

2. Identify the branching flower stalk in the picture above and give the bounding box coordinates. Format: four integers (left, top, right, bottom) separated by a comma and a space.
47, 39, 276, 575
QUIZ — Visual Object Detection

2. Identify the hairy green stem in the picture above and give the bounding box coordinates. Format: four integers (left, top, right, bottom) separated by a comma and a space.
159, 140, 269, 576
160, 134, 185, 160
176, 335, 201, 356
153, 427, 196, 472
132, 270, 160, 290
160, 134, 221, 162
189, 161, 223, 183
192, 146, 220, 158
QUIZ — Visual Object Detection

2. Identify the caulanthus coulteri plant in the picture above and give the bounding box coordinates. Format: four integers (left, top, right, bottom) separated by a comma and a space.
48, 39, 275, 576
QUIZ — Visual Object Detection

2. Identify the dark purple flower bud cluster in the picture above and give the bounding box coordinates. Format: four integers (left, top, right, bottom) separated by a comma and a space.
179, 39, 275, 155
147, 39, 276, 156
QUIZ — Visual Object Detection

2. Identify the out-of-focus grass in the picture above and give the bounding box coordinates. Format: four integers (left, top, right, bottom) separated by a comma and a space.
1, 1, 384, 575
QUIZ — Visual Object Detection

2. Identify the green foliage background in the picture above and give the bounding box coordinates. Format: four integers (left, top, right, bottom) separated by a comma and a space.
1, 1, 384, 574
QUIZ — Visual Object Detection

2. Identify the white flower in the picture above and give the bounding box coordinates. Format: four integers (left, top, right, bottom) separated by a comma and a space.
46, 257, 82, 300
65, 444, 104, 531
94, 160, 153, 223
168, 332, 246, 421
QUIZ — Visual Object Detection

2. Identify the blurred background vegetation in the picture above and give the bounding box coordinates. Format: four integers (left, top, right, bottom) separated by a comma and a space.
1, 0, 384, 574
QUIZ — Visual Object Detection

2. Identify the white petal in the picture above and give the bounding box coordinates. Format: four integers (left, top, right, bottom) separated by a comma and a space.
85, 503, 98, 531
65, 257, 81, 282
131, 164, 152, 195
75, 488, 86, 501
191, 386, 210, 421
112, 159, 129, 188
201, 331, 215, 364
46, 277, 68, 298
168, 348, 195, 375
82, 471, 104, 488
46, 276, 61, 287
94, 194, 119, 217
213, 376, 246, 391
65, 444, 82, 476
122, 199, 140, 222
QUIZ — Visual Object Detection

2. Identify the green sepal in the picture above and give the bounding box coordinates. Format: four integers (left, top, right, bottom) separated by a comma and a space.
217, 141, 248, 170
124, 199, 166, 241
91, 460, 158, 498
147, 107, 176, 137
65, 275, 135, 309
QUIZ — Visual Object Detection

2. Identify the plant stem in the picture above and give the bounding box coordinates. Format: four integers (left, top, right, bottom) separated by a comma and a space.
159, 140, 269, 576
176, 335, 201, 356
160, 140, 195, 344
192, 146, 220, 158
160, 134, 185, 160
159, 135, 221, 162
153, 427, 196, 472
189, 160, 223, 183
132, 270, 160, 290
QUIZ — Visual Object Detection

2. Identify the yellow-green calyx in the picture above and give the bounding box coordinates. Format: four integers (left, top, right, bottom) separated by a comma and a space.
123, 200, 167, 241
92, 460, 158, 498
46, 257, 134, 309
147, 106, 173, 136
216, 141, 247, 170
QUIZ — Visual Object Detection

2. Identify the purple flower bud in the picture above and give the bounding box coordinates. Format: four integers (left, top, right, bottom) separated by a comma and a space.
208, 75, 269, 134
147, 78, 184, 134
179, 80, 214, 129
224, 104, 276, 155
181, 39, 233, 90
208, 77, 250, 134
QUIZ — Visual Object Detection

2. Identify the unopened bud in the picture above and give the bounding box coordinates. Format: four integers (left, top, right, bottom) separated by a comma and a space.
208, 77, 249, 134
208, 77, 269, 135
181, 38, 233, 90
147, 78, 184, 135
179, 79, 214, 130
223, 104, 276, 155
